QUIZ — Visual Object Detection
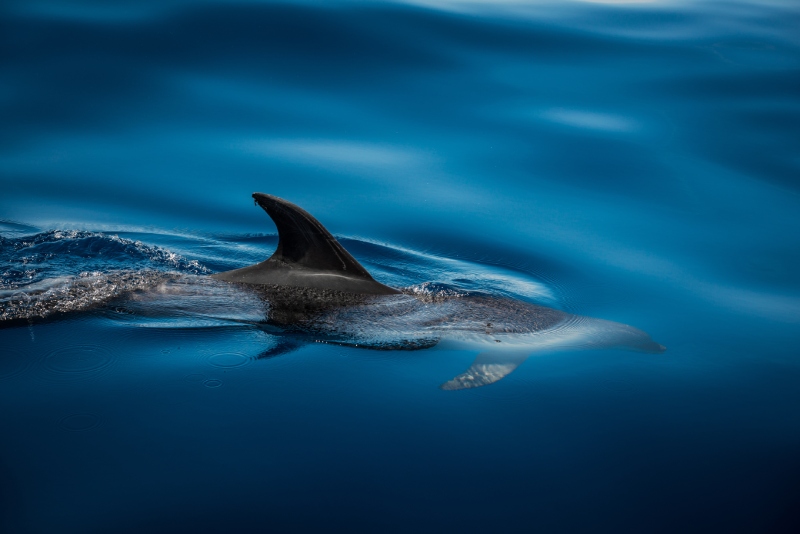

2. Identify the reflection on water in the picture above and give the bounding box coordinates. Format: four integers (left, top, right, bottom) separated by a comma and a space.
1, 0, 799, 532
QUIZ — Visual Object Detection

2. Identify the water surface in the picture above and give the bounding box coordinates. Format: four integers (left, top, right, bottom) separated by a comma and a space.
2, 0, 799, 532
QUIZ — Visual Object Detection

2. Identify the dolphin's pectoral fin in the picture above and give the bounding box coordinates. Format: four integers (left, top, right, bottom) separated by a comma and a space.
440, 350, 530, 391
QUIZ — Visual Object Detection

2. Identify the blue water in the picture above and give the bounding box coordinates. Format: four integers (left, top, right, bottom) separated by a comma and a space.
2, 0, 800, 531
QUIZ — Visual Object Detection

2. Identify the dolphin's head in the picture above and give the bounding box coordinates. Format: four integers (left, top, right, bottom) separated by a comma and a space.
620, 324, 666, 353
583, 318, 666, 353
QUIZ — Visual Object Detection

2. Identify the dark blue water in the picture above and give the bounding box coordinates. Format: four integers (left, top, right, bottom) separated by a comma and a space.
2, 0, 800, 532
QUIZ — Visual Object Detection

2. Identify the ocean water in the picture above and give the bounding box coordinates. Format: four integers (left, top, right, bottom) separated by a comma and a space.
2, 0, 799, 532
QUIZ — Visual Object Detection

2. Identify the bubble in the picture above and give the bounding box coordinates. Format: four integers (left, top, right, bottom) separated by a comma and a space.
59, 413, 101, 432
204, 379, 223, 388
208, 352, 249, 368
43, 344, 114, 381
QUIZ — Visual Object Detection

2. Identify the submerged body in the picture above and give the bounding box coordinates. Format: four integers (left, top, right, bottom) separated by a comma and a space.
254, 285, 664, 389
112, 273, 664, 390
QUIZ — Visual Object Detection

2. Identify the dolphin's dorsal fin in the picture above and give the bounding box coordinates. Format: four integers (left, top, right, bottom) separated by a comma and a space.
212, 193, 397, 294
253, 193, 373, 278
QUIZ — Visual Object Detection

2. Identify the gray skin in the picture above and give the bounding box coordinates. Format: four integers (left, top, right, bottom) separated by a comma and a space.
211, 193, 398, 295
211, 193, 665, 390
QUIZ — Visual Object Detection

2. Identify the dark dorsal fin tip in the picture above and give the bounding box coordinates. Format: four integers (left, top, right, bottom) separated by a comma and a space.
252, 193, 373, 278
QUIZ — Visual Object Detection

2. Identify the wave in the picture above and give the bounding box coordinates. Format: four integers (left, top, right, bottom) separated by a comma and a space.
1, 230, 211, 322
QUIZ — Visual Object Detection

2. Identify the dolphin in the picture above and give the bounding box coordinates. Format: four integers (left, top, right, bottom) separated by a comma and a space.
209, 193, 665, 390
0, 193, 665, 389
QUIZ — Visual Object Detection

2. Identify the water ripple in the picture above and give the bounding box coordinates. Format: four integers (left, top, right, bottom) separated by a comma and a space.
207, 352, 249, 368
42, 344, 115, 381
